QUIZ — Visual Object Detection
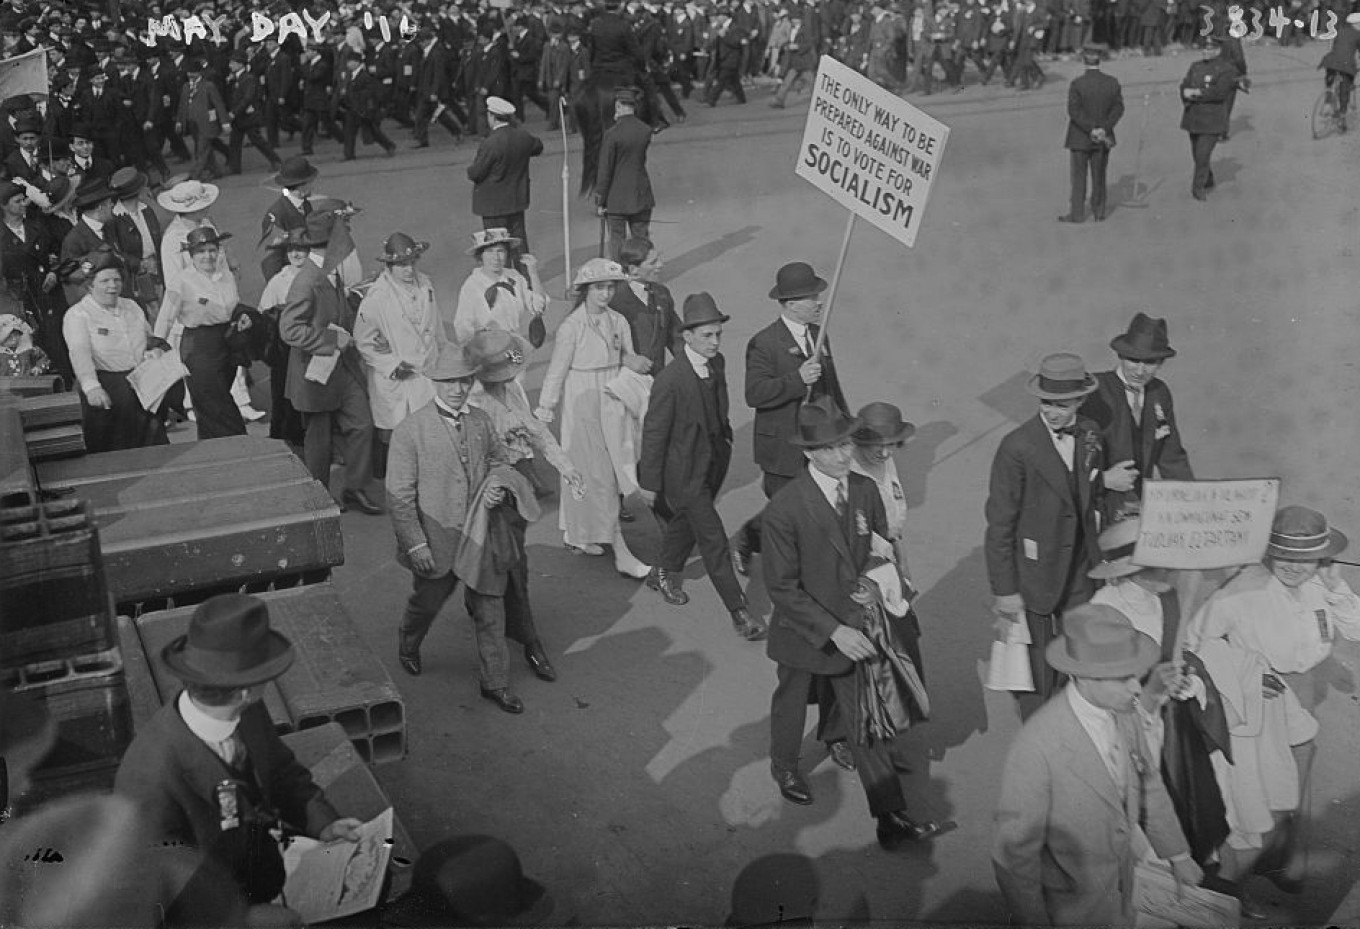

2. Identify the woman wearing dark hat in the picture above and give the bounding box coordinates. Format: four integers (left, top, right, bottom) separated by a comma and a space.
535, 257, 651, 576
1184, 505, 1360, 896
452, 227, 547, 346
355, 231, 447, 477
114, 594, 362, 916
258, 228, 313, 445
60, 248, 169, 452
154, 225, 249, 439
850, 402, 917, 577
0, 180, 64, 364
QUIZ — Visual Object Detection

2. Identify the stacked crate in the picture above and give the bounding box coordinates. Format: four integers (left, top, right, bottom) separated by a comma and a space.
1, 493, 126, 809
1, 381, 85, 461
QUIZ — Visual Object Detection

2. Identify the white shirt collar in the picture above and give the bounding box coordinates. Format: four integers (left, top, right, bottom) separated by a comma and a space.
434, 397, 464, 419
807, 465, 844, 509
1066, 683, 1118, 764
285, 190, 307, 209
781, 314, 809, 342
1115, 369, 1143, 394
82, 215, 104, 234
178, 689, 240, 744
684, 344, 709, 377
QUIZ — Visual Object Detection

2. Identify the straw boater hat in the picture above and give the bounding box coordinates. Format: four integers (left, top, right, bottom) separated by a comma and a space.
679, 291, 729, 329
768, 261, 828, 301
1088, 516, 1144, 580
157, 179, 219, 213
789, 396, 861, 448
161, 594, 295, 687
1110, 312, 1176, 361
853, 401, 915, 445
469, 329, 530, 384
180, 226, 232, 252
1045, 602, 1159, 679
1266, 506, 1348, 562
486, 95, 516, 119
571, 257, 628, 289
426, 341, 479, 381
378, 231, 430, 264
467, 227, 521, 255
1025, 352, 1098, 400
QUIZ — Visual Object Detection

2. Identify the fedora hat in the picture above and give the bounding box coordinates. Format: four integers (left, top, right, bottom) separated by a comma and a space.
1088, 516, 1144, 580
1266, 505, 1348, 562
768, 261, 828, 301
571, 256, 628, 288
467, 227, 521, 255
1045, 602, 1159, 679
790, 396, 861, 448
73, 177, 114, 210
300, 210, 339, 248
426, 341, 479, 381
392, 835, 554, 928
1110, 312, 1176, 361
273, 155, 319, 189
1025, 352, 1098, 400
469, 329, 530, 384
156, 179, 219, 213
161, 594, 295, 687
680, 291, 729, 330
378, 231, 430, 264
108, 167, 147, 199
852, 401, 915, 445
181, 226, 232, 252
12, 113, 41, 135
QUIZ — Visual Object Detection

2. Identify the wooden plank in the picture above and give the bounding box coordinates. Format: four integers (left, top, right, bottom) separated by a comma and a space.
116, 614, 163, 731
24, 424, 85, 460
71, 455, 313, 510
36, 436, 292, 489
0, 375, 62, 397
0, 406, 33, 504
16, 393, 82, 428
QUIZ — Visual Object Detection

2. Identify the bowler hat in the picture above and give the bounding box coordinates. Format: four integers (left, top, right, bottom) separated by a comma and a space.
466, 227, 520, 255
789, 396, 861, 448
426, 341, 479, 381
73, 177, 114, 210
1266, 506, 1348, 562
109, 166, 147, 199
1025, 352, 1098, 400
768, 261, 828, 301
394, 835, 554, 928
184, 57, 207, 73
1109, 312, 1176, 361
680, 291, 730, 330
12, 114, 41, 136
1088, 516, 1144, 580
1044, 602, 1159, 679
69, 122, 95, 141
180, 226, 232, 252
273, 155, 319, 189
852, 401, 915, 444
378, 231, 430, 264
486, 95, 516, 118
161, 594, 295, 687
469, 329, 530, 384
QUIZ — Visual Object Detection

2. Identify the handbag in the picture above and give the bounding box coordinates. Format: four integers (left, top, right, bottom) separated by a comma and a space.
528, 312, 546, 349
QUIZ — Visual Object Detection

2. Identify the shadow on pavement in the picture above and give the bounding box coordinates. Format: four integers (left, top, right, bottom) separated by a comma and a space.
899, 419, 960, 510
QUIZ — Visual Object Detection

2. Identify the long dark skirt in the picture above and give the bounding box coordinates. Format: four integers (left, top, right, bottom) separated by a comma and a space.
82, 368, 169, 454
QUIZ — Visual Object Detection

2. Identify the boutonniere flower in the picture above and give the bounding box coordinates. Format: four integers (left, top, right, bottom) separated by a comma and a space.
1155, 424, 1172, 440
787, 346, 804, 357
1153, 402, 1167, 425
855, 511, 869, 536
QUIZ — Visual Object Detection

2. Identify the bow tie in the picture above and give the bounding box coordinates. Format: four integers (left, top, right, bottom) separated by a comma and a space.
1051, 425, 1077, 438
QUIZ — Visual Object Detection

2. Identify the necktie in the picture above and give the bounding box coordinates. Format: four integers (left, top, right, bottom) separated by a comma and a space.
834, 480, 846, 517
1125, 383, 1144, 421
219, 729, 247, 768
301, 198, 313, 217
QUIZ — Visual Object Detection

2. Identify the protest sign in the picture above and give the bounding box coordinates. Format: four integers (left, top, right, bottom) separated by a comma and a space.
1133, 479, 1280, 570
0, 49, 49, 102
795, 55, 950, 248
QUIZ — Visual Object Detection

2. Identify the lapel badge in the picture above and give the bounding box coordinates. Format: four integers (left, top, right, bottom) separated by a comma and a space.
855, 511, 869, 536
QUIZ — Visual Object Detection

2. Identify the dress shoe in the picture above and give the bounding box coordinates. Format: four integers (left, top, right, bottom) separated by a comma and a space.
771, 765, 813, 805
731, 608, 766, 641
646, 567, 690, 605
398, 652, 421, 676
524, 643, 557, 682
566, 541, 605, 556
1057, 214, 1084, 223
342, 489, 385, 515
827, 740, 856, 771
876, 812, 944, 849
479, 686, 524, 714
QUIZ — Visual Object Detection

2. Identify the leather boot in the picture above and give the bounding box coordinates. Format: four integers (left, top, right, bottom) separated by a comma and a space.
646, 567, 689, 605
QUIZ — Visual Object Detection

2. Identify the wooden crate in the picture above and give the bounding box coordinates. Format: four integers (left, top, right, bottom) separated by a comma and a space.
3, 654, 130, 780
35, 435, 295, 489
0, 375, 62, 397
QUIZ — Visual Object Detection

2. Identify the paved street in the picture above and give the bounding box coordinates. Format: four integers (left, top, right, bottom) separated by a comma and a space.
208, 42, 1360, 925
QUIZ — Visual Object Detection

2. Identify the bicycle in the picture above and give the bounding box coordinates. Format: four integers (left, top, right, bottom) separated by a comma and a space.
1312, 72, 1358, 140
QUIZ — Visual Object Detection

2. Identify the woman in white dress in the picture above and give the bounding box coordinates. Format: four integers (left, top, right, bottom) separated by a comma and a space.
451, 228, 547, 345
354, 232, 445, 478
534, 258, 650, 577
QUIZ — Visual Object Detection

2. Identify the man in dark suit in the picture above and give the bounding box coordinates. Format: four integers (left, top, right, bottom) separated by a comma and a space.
1060, 44, 1123, 224
590, 0, 649, 85
637, 293, 764, 640
336, 52, 398, 161
1178, 36, 1238, 200
175, 59, 231, 182
466, 96, 543, 265
595, 88, 655, 260
109, 167, 164, 308
224, 51, 282, 176
76, 67, 121, 168
260, 38, 294, 149
1320, 14, 1359, 132
114, 594, 362, 913
3, 112, 44, 185
764, 398, 943, 844
279, 210, 383, 516
733, 261, 848, 575
141, 51, 193, 168
1081, 313, 1192, 521
769, 10, 820, 108
68, 123, 115, 186
59, 177, 141, 306
985, 352, 1134, 719
609, 236, 682, 373
259, 156, 317, 283
411, 29, 466, 147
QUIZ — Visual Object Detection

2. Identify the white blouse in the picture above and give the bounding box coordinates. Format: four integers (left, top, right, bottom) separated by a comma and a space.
63, 295, 153, 392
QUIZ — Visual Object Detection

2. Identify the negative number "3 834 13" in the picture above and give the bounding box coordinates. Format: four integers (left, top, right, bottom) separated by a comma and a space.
1199, 4, 1338, 40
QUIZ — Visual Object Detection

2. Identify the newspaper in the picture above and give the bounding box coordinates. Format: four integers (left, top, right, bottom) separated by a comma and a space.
305, 325, 349, 385
1133, 860, 1239, 928
279, 808, 393, 923
126, 352, 188, 412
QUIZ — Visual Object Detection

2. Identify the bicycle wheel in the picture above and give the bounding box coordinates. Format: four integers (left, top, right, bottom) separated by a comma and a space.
1313, 89, 1338, 139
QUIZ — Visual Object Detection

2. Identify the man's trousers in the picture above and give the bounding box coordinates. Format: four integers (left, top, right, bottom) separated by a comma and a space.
657, 487, 746, 612
401, 570, 511, 690
1068, 145, 1109, 221
300, 364, 374, 495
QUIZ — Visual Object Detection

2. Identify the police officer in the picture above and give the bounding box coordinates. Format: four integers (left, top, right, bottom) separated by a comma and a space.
1178, 34, 1238, 201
